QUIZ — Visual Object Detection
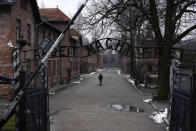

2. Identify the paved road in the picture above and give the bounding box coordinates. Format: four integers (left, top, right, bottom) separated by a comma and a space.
50, 69, 166, 131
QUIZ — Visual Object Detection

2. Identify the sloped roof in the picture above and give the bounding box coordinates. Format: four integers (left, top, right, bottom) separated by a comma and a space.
41, 19, 62, 33
175, 38, 196, 50
39, 8, 71, 21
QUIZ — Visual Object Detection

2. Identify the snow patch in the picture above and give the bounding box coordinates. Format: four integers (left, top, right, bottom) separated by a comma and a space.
111, 104, 123, 111
128, 79, 135, 86
149, 85, 157, 89
73, 81, 80, 84
118, 70, 121, 75
90, 72, 96, 75
139, 84, 145, 87
142, 99, 152, 103
150, 108, 168, 124
49, 92, 55, 95
126, 74, 130, 78
97, 69, 103, 72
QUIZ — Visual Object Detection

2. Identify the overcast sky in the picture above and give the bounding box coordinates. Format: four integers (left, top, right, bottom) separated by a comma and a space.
37, 0, 84, 18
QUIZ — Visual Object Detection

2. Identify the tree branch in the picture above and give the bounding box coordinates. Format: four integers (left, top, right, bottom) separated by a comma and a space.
173, 1, 196, 24
174, 24, 196, 44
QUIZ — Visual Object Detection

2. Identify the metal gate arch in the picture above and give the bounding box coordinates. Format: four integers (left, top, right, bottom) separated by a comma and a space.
25, 65, 49, 131
170, 72, 193, 131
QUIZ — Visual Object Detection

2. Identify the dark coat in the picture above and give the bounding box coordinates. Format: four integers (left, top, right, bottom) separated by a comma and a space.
98, 74, 103, 80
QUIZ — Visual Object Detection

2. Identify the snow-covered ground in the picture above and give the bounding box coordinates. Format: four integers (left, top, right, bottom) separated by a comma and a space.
73, 81, 80, 84
139, 84, 145, 87
111, 104, 123, 111
150, 108, 168, 124
142, 99, 152, 103
126, 74, 130, 78
72, 74, 86, 84
118, 70, 121, 75
49, 92, 56, 95
128, 78, 135, 86
90, 72, 96, 75
80, 69, 103, 76
97, 69, 103, 72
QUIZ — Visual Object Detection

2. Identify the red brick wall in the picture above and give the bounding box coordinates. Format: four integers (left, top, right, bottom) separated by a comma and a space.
0, 6, 13, 99
0, 1, 39, 99
37, 24, 64, 88
42, 22, 71, 85
138, 58, 158, 75
120, 56, 131, 74
97, 52, 104, 69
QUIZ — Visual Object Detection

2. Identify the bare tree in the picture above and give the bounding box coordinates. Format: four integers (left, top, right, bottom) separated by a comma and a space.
79, 0, 196, 99
132, 0, 196, 99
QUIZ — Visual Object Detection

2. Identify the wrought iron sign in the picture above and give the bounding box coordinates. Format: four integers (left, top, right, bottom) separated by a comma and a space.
22, 37, 196, 64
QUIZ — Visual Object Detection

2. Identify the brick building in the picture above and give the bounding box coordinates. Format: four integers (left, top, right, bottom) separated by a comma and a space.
136, 39, 158, 81
80, 38, 104, 74
69, 28, 81, 80
0, 1, 83, 99
119, 55, 131, 73
39, 8, 81, 86
0, 0, 40, 99
97, 52, 104, 69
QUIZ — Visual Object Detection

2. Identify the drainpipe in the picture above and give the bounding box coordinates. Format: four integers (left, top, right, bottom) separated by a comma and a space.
59, 42, 63, 84
34, 21, 44, 88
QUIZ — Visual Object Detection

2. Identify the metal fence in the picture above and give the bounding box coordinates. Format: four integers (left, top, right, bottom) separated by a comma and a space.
25, 87, 48, 131
170, 73, 192, 131
24, 65, 49, 131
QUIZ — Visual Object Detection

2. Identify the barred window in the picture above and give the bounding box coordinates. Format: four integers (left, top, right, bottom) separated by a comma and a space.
48, 60, 51, 76
43, 30, 46, 38
26, 58, 31, 71
27, 24, 31, 44
53, 60, 56, 75
16, 19, 21, 41
58, 60, 60, 75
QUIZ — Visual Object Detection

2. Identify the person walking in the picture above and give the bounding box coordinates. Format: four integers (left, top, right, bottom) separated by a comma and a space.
98, 73, 103, 86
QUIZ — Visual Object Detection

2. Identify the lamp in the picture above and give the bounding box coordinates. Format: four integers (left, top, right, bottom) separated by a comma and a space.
17, 36, 27, 50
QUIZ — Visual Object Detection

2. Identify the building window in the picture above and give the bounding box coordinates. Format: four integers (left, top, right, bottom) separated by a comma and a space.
147, 63, 152, 73
75, 62, 78, 72
43, 30, 46, 38
48, 60, 51, 76
48, 32, 51, 39
53, 35, 56, 41
21, 0, 27, 10
27, 24, 31, 44
58, 60, 60, 75
26, 58, 31, 71
71, 62, 73, 72
53, 60, 56, 76
16, 19, 21, 41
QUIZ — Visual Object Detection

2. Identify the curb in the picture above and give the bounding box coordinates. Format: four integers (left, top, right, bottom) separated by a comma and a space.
163, 117, 170, 126
123, 74, 170, 126
123, 76, 143, 96
49, 84, 72, 95
49, 76, 86, 95
150, 102, 158, 110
